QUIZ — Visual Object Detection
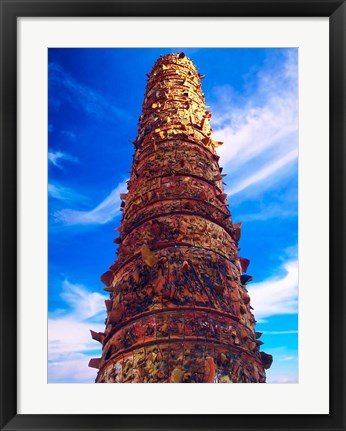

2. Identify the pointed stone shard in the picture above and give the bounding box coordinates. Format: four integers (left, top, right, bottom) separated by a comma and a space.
141, 243, 158, 268
100, 270, 113, 286
90, 330, 105, 343
260, 352, 273, 369
239, 257, 250, 273
240, 274, 253, 285
88, 358, 101, 369
232, 222, 242, 242
105, 299, 112, 311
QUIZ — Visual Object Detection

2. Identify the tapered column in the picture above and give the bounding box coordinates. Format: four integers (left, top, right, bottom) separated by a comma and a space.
89, 53, 272, 383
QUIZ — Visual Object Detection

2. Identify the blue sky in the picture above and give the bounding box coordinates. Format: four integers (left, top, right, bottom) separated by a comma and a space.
48, 48, 298, 383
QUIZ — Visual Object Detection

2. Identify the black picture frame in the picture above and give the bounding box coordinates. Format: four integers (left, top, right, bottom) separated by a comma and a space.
1, 1, 345, 430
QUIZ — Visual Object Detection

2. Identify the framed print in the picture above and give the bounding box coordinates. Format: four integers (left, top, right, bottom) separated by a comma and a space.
1, 0, 345, 430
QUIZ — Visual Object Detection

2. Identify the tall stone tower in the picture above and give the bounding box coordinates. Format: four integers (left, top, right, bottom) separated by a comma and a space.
89, 53, 272, 383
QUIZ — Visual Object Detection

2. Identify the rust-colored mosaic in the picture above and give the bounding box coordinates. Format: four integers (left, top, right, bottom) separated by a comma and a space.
89, 53, 273, 383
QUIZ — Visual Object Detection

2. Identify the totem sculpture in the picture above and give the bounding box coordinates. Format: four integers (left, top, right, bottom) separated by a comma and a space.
89, 53, 273, 383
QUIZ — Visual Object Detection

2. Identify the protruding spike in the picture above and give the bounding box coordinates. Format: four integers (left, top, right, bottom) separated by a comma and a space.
260, 352, 273, 369
241, 291, 251, 304
90, 330, 105, 343
240, 274, 253, 285
88, 358, 101, 369
108, 307, 123, 324
103, 285, 114, 292
100, 270, 113, 286
239, 257, 250, 272
216, 193, 227, 202
232, 223, 242, 242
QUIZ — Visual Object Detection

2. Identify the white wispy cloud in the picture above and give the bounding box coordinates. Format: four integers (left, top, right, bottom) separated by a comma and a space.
48, 151, 79, 169
60, 279, 107, 320
48, 279, 108, 382
54, 179, 128, 225
249, 260, 298, 319
264, 345, 298, 383
49, 353, 99, 383
49, 317, 104, 358
227, 148, 297, 196
213, 50, 298, 196
267, 374, 298, 384
48, 183, 86, 203
279, 355, 296, 362
240, 205, 297, 222
49, 62, 129, 122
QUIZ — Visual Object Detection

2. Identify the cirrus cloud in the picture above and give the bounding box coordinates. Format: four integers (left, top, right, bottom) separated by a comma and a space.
48, 279, 107, 382
213, 50, 298, 196
53, 179, 128, 225
249, 260, 298, 320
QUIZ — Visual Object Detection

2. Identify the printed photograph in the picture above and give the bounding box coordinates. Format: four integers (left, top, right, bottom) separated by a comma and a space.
48, 48, 298, 383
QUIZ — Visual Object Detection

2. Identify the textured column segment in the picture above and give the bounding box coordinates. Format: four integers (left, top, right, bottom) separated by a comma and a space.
89, 53, 273, 383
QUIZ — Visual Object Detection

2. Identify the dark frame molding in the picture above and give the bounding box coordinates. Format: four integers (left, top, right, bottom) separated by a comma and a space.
1, 1, 345, 430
